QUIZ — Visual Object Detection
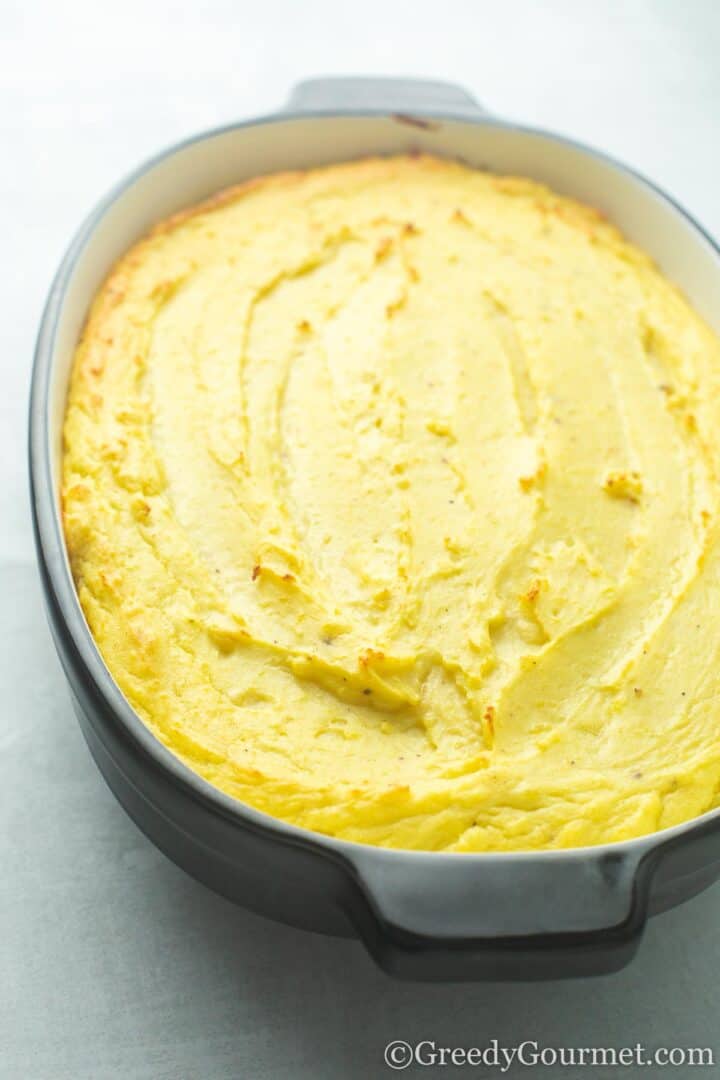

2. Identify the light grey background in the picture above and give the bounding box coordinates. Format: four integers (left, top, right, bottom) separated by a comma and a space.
4, 1, 720, 1077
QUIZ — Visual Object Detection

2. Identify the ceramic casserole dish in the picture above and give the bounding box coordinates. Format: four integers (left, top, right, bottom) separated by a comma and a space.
29, 76, 720, 981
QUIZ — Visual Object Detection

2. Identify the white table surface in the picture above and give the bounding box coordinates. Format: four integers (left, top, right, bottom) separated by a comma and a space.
4, 1, 720, 1076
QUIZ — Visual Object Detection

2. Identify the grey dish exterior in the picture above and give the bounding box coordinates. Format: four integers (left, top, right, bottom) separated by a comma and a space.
29, 76, 720, 981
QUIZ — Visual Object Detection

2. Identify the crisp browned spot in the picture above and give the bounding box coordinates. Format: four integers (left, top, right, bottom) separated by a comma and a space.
375, 236, 393, 261
483, 705, 496, 741
519, 462, 547, 491
524, 581, 541, 604
252, 564, 261, 581
359, 648, 385, 668
392, 113, 440, 131
602, 469, 643, 504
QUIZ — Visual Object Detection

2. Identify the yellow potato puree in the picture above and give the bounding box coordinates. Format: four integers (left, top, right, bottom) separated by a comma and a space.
62, 156, 720, 851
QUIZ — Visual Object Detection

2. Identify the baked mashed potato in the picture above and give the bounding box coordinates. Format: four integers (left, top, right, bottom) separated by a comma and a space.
63, 156, 720, 851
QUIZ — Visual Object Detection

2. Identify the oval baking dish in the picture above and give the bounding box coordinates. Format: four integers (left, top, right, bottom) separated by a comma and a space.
29, 76, 720, 981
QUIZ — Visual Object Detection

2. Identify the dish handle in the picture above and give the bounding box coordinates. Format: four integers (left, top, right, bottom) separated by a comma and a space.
285, 76, 487, 118
344, 844, 653, 980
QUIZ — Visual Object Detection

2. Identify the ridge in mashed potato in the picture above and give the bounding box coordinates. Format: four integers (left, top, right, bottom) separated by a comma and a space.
62, 155, 720, 852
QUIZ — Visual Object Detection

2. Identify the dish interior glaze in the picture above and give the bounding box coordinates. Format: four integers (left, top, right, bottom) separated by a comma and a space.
62, 155, 720, 852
